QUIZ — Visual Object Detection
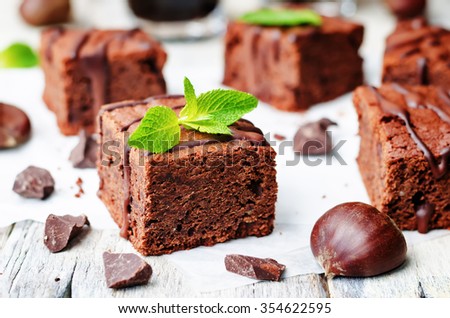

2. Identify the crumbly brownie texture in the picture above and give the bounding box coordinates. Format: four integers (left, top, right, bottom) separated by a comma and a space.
97, 95, 277, 256
354, 84, 450, 233
382, 17, 450, 88
40, 27, 167, 135
223, 16, 364, 111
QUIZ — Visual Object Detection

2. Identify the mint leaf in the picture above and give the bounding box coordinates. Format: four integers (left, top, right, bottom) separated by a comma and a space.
240, 8, 322, 27
179, 78, 258, 135
0, 43, 39, 68
182, 119, 231, 135
180, 77, 199, 119
128, 106, 180, 153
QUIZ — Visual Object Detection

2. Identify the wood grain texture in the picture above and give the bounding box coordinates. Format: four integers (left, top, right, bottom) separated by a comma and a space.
0, 224, 13, 251
413, 235, 450, 297
1, 220, 450, 298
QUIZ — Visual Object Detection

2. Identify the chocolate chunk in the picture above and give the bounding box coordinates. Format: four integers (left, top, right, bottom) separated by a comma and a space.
224, 254, 286, 281
69, 130, 98, 168
13, 166, 55, 199
44, 214, 90, 253
103, 252, 152, 289
0, 103, 31, 149
293, 118, 337, 155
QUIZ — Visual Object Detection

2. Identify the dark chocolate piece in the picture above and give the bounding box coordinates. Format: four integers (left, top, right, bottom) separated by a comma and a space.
69, 130, 98, 168
44, 214, 90, 253
224, 254, 285, 281
0, 103, 32, 149
293, 118, 337, 155
102, 252, 152, 289
12, 166, 55, 199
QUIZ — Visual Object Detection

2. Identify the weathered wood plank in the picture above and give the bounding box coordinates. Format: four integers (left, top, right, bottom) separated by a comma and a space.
0, 224, 13, 251
327, 248, 421, 297
413, 235, 450, 297
0, 220, 79, 297
71, 230, 195, 297
203, 274, 328, 298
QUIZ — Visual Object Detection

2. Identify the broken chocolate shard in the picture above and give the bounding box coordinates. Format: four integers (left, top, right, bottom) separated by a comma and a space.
224, 254, 286, 281
69, 130, 98, 168
13, 166, 55, 199
44, 214, 90, 253
293, 118, 337, 155
103, 252, 152, 289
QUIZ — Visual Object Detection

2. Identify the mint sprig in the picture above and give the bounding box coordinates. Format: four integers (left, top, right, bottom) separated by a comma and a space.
0, 43, 39, 68
240, 8, 322, 27
128, 77, 258, 153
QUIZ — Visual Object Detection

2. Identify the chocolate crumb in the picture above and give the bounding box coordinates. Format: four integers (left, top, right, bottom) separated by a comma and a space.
273, 133, 286, 141
13, 166, 55, 199
44, 214, 90, 253
74, 177, 84, 198
103, 252, 152, 289
55, 277, 60, 282
69, 130, 98, 169
293, 118, 337, 155
224, 254, 286, 281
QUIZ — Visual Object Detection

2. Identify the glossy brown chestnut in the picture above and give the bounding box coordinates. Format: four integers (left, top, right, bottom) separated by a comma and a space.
310, 202, 407, 278
386, 0, 426, 19
0, 103, 32, 149
20, 0, 70, 26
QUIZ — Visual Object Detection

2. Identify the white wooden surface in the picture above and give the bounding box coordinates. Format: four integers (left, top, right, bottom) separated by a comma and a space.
0, 221, 449, 298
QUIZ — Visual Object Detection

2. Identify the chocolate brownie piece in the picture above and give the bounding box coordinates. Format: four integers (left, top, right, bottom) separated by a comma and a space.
40, 27, 167, 135
354, 84, 450, 233
382, 17, 450, 88
97, 95, 277, 255
223, 16, 364, 111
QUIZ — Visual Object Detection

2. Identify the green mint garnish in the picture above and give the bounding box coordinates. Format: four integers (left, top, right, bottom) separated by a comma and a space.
128, 77, 258, 153
240, 8, 322, 27
0, 43, 39, 68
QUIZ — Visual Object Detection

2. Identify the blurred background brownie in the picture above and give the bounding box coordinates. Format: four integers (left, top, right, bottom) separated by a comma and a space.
382, 17, 450, 88
223, 15, 364, 111
40, 27, 167, 135
98, 95, 277, 256
354, 84, 450, 233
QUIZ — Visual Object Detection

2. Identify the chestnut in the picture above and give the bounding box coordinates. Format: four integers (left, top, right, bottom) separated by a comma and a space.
0, 103, 32, 149
20, 0, 70, 26
385, 0, 426, 19
310, 202, 407, 278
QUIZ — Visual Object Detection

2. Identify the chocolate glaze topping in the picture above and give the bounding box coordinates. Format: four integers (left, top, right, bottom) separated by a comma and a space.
416, 202, 435, 234
370, 86, 450, 180
45, 26, 65, 62
100, 96, 267, 238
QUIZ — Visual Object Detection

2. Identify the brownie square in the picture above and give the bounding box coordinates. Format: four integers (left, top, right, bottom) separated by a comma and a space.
382, 17, 450, 88
97, 95, 277, 256
223, 16, 364, 111
354, 84, 450, 233
40, 27, 167, 135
